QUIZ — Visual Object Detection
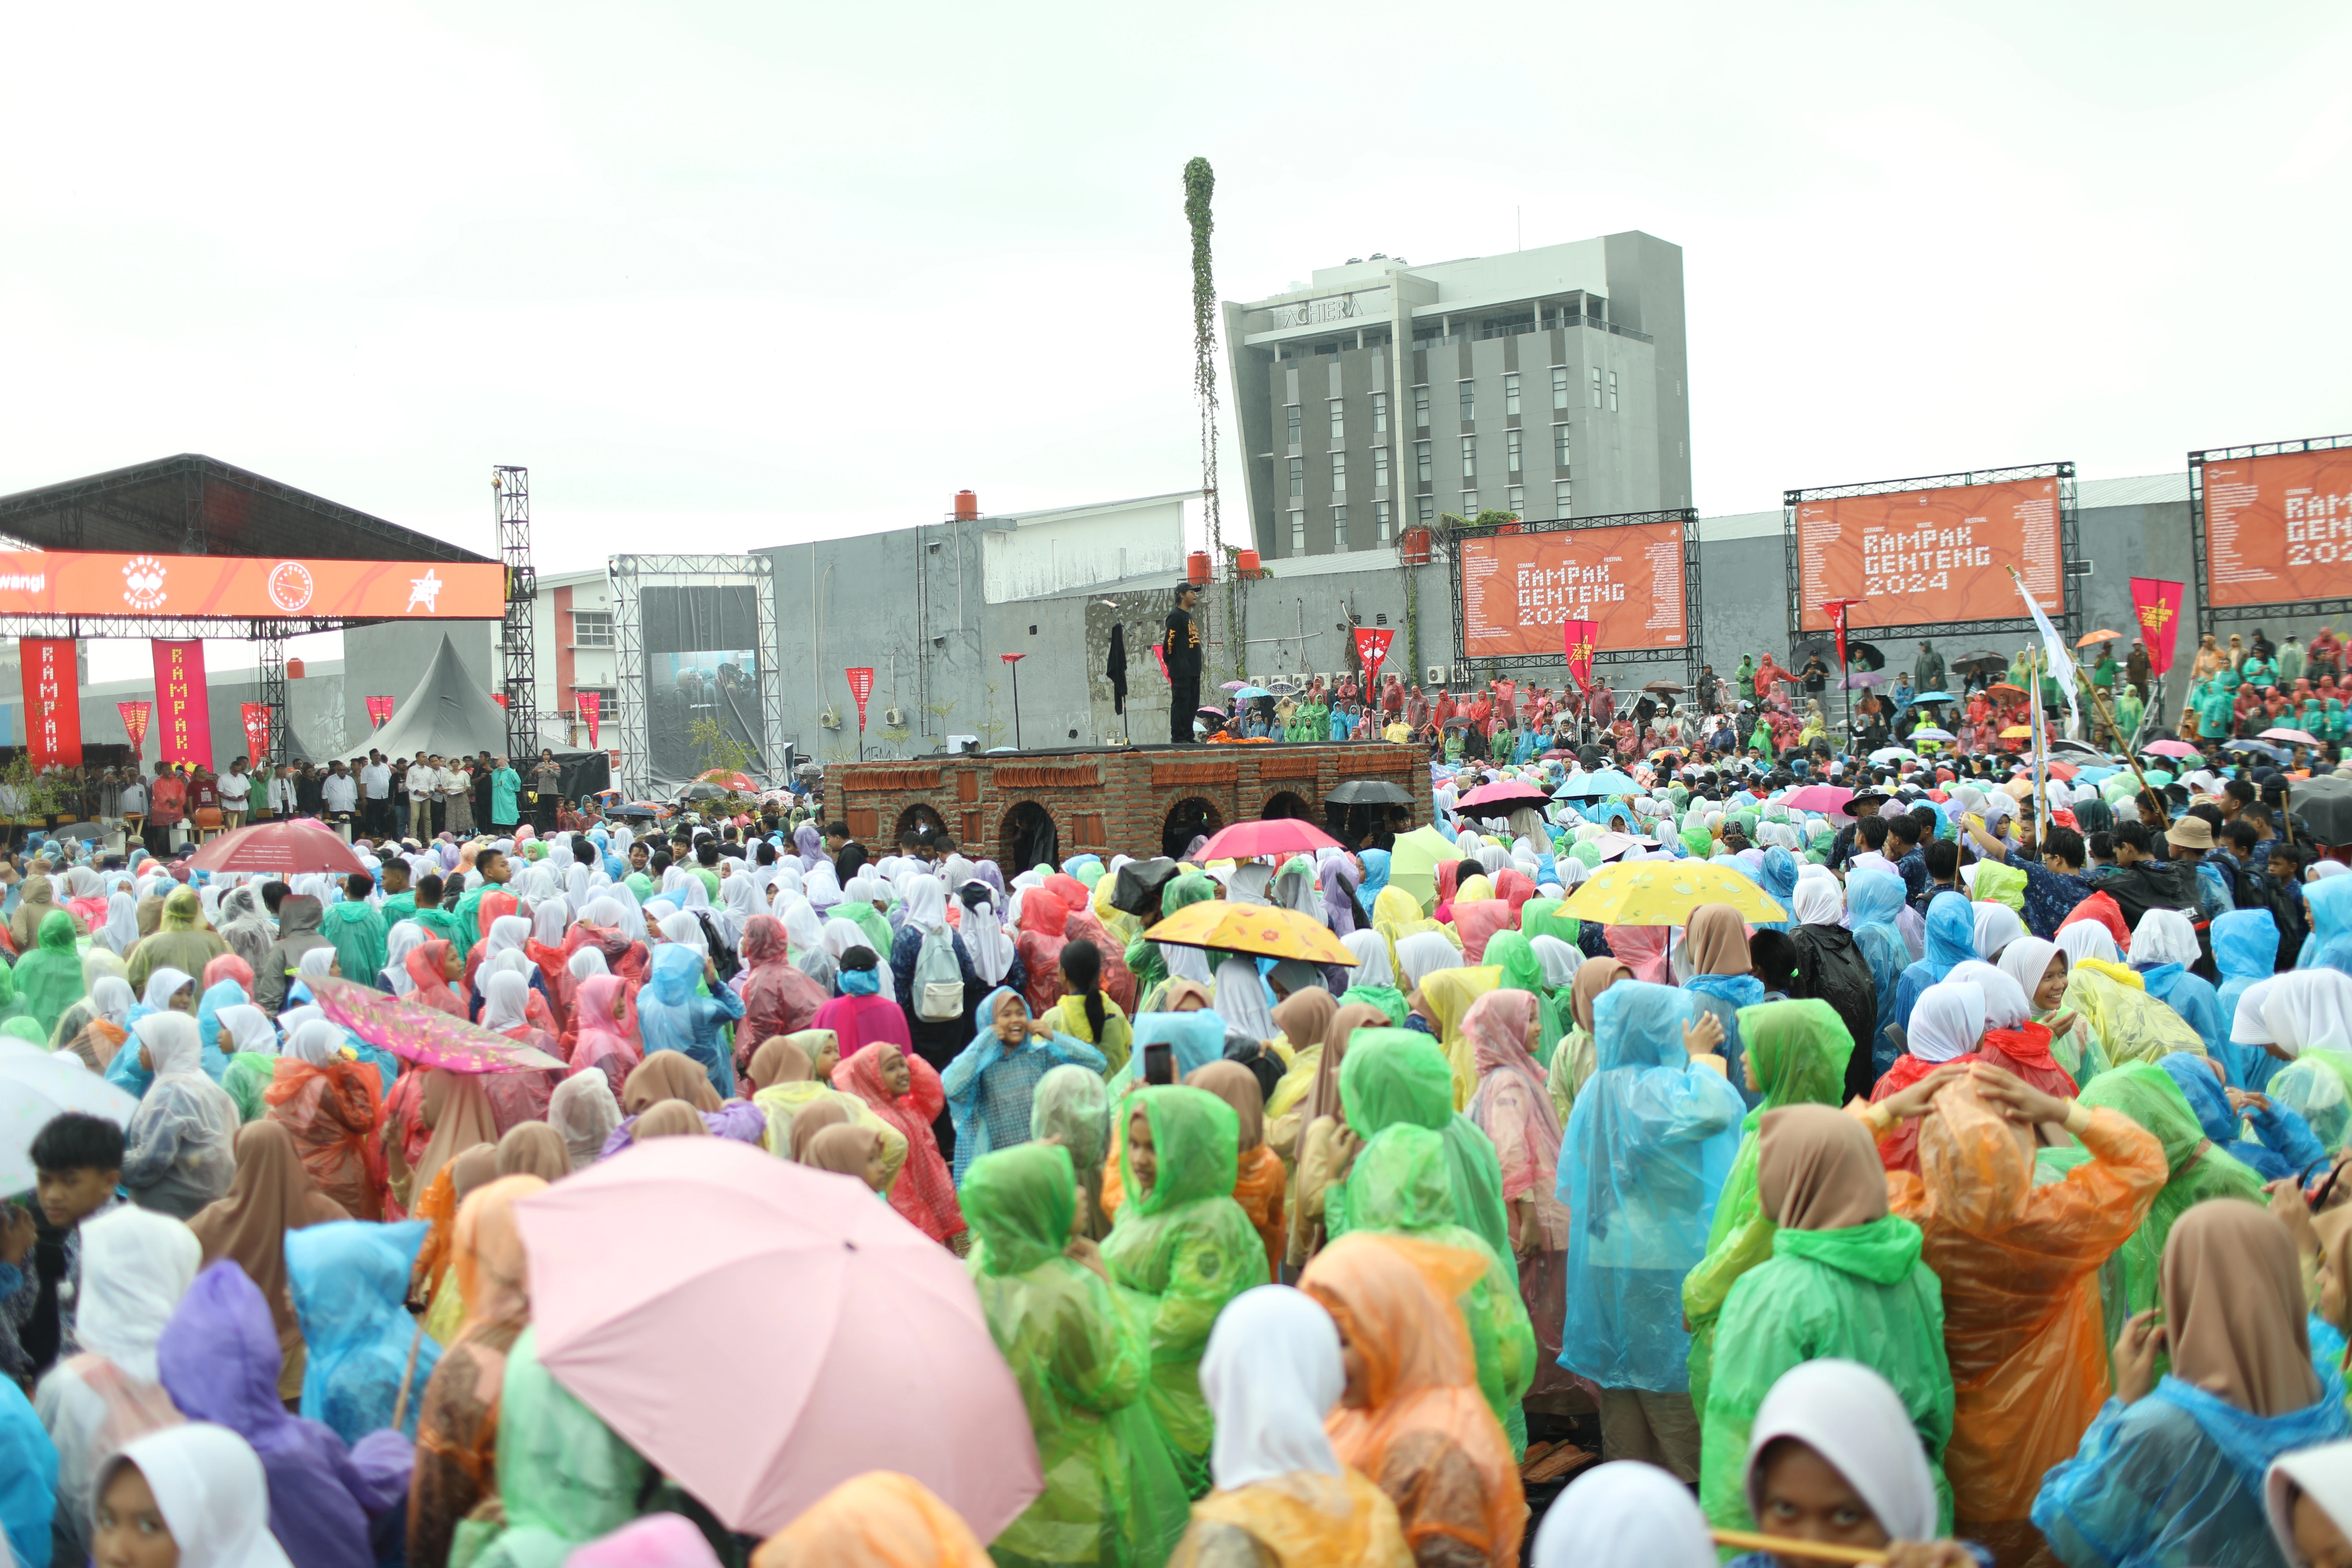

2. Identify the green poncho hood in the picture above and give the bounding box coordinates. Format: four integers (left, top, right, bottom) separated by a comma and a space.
965, 1142, 1078, 1277
1772, 1212, 1923, 1286
1119, 1085, 1238, 1216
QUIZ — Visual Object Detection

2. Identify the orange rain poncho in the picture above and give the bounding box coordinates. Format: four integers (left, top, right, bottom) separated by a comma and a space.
750, 1471, 992, 1568
1301, 1233, 1525, 1567
1883, 1082, 2166, 1560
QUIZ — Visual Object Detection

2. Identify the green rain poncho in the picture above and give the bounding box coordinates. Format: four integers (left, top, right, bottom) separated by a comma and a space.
220, 1052, 277, 1122
1680, 999, 1854, 1414
964, 1143, 1189, 1568
448, 1327, 649, 1568
2076, 1062, 2267, 1316
1126, 871, 1216, 1000
1332, 1122, 1537, 1457
1099, 1085, 1267, 1499
1328, 1030, 1516, 1284
1519, 896, 1580, 948
316, 897, 388, 994
13, 910, 86, 1038
1483, 930, 1563, 1062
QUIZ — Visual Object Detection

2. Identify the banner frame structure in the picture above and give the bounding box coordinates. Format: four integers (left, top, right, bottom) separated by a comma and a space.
1445, 506, 1702, 686
1781, 460, 2079, 652
607, 553, 789, 797
2190, 433, 2352, 637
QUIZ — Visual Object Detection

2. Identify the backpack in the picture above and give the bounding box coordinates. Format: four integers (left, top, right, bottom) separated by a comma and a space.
913, 926, 965, 1021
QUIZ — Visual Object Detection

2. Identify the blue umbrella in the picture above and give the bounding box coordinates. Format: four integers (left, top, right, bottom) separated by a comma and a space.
1911, 690, 1955, 704
1554, 769, 1640, 798
1232, 686, 1272, 701
2226, 739, 2291, 765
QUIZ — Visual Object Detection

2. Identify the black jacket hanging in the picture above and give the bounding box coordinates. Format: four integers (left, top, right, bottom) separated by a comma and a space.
1107, 623, 1128, 714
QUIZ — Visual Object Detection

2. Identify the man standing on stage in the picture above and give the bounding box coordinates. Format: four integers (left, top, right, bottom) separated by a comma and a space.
1164, 580, 1203, 745
359, 749, 393, 840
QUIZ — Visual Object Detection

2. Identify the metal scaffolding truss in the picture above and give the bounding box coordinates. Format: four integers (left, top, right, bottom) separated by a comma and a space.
495, 466, 537, 756
1781, 462, 2080, 649
2190, 433, 2352, 635
1446, 508, 1704, 687
255, 625, 287, 767
607, 553, 787, 796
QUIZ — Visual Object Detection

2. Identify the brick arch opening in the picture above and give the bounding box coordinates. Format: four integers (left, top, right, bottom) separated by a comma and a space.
1000, 800, 1060, 873
893, 803, 948, 849
1260, 790, 1316, 823
1161, 796, 1224, 861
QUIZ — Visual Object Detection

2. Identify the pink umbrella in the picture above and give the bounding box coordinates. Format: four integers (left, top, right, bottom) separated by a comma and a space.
514, 1138, 1042, 1539
2142, 738, 2202, 760
189, 819, 368, 876
1781, 784, 1854, 816
2263, 727, 2323, 747
308, 977, 565, 1074
1455, 780, 1550, 811
1193, 817, 1342, 861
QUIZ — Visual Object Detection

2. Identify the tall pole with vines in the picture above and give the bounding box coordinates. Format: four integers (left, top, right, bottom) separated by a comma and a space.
1183, 158, 1241, 678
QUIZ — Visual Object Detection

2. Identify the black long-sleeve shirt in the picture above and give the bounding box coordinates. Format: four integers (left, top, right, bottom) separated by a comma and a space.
1163, 607, 1201, 679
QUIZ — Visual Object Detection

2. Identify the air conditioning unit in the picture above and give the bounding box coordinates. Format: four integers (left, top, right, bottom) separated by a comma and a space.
1426, 665, 1448, 684
818, 708, 842, 730
882, 707, 906, 727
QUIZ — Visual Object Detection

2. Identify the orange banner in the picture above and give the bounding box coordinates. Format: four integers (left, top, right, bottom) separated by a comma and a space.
1794, 477, 2063, 632
2202, 447, 2352, 608
0, 550, 505, 620
1457, 520, 1688, 659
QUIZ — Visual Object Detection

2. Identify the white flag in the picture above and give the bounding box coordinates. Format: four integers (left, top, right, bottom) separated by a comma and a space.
2009, 568, 2080, 734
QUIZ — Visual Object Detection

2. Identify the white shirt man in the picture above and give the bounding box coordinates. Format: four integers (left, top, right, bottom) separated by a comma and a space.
217, 764, 252, 812
320, 768, 359, 814
267, 767, 299, 816
359, 758, 392, 803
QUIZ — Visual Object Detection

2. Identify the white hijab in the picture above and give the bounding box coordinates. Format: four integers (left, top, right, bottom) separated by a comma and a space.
1744, 1359, 1938, 1545
717, 873, 766, 946
214, 1005, 277, 1058
1198, 1284, 1343, 1491
99, 891, 140, 956
550, 1070, 622, 1171
480, 969, 533, 1034
568, 946, 610, 981
2129, 908, 2202, 970
286, 1020, 347, 1067
1972, 901, 2027, 962
1944, 960, 2032, 1031
485, 915, 532, 961
901, 878, 948, 936
105, 1423, 293, 1568
90, 975, 135, 1028
1790, 874, 1844, 926
1395, 930, 1463, 991
76, 1205, 202, 1384
2261, 970, 2352, 1057
2269, 1438, 2352, 1567
960, 888, 1015, 986
141, 968, 196, 1017
1530, 934, 1583, 991
1340, 929, 1394, 989
2055, 920, 2123, 967
383, 920, 428, 996
529, 899, 570, 952
1531, 1461, 1716, 1568
1995, 937, 2065, 1015
1907, 979, 1985, 1063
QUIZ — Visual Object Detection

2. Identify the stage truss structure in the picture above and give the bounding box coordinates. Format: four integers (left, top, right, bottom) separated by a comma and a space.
607, 553, 789, 796
1781, 461, 2081, 650
495, 466, 538, 757
2190, 433, 2352, 636
1444, 508, 1704, 689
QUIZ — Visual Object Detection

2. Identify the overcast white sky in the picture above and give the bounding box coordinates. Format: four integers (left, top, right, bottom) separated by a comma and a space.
4, 1, 2346, 680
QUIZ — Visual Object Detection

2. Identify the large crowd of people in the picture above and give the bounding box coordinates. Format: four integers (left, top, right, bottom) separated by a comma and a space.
5, 627, 2352, 1568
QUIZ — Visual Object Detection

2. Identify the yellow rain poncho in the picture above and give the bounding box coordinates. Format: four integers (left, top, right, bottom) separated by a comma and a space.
1416, 966, 1500, 1110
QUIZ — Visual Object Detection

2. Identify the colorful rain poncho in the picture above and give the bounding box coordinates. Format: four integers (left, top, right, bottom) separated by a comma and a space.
1892, 893, 1977, 1040
1328, 1030, 1516, 1286
636, 941, 745, 1101
1100, 1085, 1269, 1498
447, 1326, 652, 1568
962, 1143, 1189, 1568
286, 1219, 437, 1444
2156, 1051, 2325, 1184
2076, 1061, 2271, 1317
1557, 981, 1744, 1394
13, 908, 86, 1038
1845, 869, 1912, 1080
942, 986, 1107, 1185
2211, 908, 2283, 1090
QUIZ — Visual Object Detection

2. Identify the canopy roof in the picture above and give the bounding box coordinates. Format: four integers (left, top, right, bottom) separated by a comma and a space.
362, 632, 513, 760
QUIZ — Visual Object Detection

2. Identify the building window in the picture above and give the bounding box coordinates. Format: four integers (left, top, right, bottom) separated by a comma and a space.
1290, 510, 1306, 554
1460, 436, 1476, 479
1504, 372, 1520, 416
1413, 384, 1429, 429
1329, 399, 1345, 442
1608, 371, 1619, 412
1555, 480, 1573, 514
1288, 457, 1303, 498
1373, 446, 1390, 487
570, 610, 615, 648
1461, 489, 1479, 514
1415, 441, 1432, 484
1285, 404, 1301, 448
1507, 485, 1524, 514
1330, 452, 1346, 494
1553, 423, 1571, 469
1372, 391, 1388, 435
1375, 499, 1392, 542
1458, 380, 1475, 423
1552, 366, 1569, 410
1416, 495, 1435, 526
1590, 368, 1602, 408
1331, 505, 1348, 552
1506, 429, 1523, 474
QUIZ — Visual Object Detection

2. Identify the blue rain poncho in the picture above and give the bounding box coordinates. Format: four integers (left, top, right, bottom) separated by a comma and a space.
941, 986, 1108, 1185
286, 1219, 437, 1444
2212, 909, 2282, 1090
2156, 1052, 2325, 1184
1893, 893, 1976, 1040
2301, 875, 2352, 974
1754, 847, 1798, 932
1847, 868, 1912, 1079
1557, 980, 1745, 1392
636, 941, 745, 1101
2268, 1055, 2352, 1152
1107, 1011, 1226, 1096
2137, 962, 2231, 1062
192, 978, 246, 1082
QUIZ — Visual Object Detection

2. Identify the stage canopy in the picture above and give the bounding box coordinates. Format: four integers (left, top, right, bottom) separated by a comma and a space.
362, 632, 512, 760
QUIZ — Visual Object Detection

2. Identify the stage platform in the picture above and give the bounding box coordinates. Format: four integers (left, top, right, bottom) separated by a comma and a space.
830, 741, 1431, 864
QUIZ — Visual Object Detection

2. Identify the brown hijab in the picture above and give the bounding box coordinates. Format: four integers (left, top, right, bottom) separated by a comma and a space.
1186, 1059, 1267, 1152
623, 1051, 722, 1115
1570, 957, 1634, 1034
1271, 987, 1338, 1056
635, 1100, 711, 1140
1683, 904, 1750, 978
453, 1174, 545, 1338
494, 1123, 570, 1183
188, 1121, 346, 1388
803, 1122, 882, 1178
1160, 978, 1215, 1013
1312, 1003, 1392, 1128
788, 1100, 852, 1162
451, 1144, 502, 1205
2160, 1198, 2321, 1416
413, 1068, 501, 1195
1756, 1103, 1889, 1232
746, 1035, 812, 1093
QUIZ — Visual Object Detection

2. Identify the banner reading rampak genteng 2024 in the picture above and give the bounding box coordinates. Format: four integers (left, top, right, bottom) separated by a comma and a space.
2131, 577, 2187, 677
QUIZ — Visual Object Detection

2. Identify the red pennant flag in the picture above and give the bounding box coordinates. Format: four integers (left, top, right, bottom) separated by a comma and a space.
845, 667, 875, 729
118, 700, 152, 757
576, 691, 601, 749
1563, 619, 1599, 694
2130, 577, 2186, 677
364, 695, 394, 728
239, 703, 273, 762
1352, 627, 1395, 686
1820, 598, 1864, 667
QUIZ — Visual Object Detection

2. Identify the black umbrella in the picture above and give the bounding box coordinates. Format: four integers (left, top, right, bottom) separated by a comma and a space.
1325, 779, 1413, 806
1110, 856, 1182, 918
1951, 651, 2008, 673
2291, 776, 2352, 846
675, 782, 727, 801
607, 804, 661, 820
1844, 640, 1887, 672
1643, 680, 1685, 694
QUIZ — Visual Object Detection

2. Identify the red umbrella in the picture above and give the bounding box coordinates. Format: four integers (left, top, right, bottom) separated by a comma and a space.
695, 770, 758, 792
309, 977, 565, 1074
1193, 818, 1342, 862
189, 820, 368, 877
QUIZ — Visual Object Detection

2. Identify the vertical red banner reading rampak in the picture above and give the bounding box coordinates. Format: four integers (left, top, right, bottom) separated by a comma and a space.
19, 638, 81, 767
118, 701, 152, 758
149, 639, 211, 768
1563, 619, 1599, 694
2130, 577, 2186, 677
576, 691, 600, 749
1352, 628, 1394, 686
845, 667, 875, 731
239, 704, 273, 762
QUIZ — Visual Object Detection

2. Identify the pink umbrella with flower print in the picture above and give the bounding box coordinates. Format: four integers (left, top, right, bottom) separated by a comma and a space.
308, 976, 565, 1074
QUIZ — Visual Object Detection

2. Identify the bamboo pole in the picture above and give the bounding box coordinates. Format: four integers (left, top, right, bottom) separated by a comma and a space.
1709, 1527, 1889, 1564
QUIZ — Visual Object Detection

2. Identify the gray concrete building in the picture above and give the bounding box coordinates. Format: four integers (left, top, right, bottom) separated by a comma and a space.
1223, 233, 1692, 559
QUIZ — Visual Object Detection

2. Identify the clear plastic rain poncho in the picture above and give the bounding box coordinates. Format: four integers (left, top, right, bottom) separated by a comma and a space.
1845, 869, 1912, 1079
1556, 980, 1744, 1393
1680, 999, 1854, 1416
118, 1011, 240, 1220
2076, 1061, 2270, 1316
2063, 955, 2208, 1065
1099, 1085, 1269, 1498
285, 1218, 438, 1444
1327, 1123, 1536, 1460
447, 1326, 652, 1568
1331, 1030, 1516, 1287
961, 1142, 1189, 1568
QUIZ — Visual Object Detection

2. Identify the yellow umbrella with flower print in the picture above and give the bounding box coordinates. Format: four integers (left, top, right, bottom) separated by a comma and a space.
1556, 858, 1788, 927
